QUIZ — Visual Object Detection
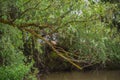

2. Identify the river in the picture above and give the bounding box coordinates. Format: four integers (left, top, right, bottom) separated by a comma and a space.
40, 70, 120, 80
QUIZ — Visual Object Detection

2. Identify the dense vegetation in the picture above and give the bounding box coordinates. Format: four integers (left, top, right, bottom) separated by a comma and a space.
0, 0, 120, 80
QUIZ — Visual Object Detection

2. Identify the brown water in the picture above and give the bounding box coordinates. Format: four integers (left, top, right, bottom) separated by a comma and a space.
40, 70, 120, 80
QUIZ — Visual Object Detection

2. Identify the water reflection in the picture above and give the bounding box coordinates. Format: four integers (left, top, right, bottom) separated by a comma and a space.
41, 70, 120, 80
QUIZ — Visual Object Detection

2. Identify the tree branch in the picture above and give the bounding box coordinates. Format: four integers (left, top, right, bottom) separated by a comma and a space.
22, 28, 83, 70
0, 18, 82, 70
0, 18, 52, 29
0, 18, 14, 26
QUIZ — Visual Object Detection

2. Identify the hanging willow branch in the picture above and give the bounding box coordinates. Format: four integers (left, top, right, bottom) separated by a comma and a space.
0, 18, 82, 70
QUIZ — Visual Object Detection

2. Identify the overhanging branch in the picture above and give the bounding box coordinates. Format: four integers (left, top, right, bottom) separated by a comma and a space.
23, 28, 82, 70
0, 18, 52, 29
0, 18, 82, 70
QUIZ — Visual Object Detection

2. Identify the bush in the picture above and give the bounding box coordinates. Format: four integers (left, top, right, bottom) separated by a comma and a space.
0, 24, 36, 80
0, 64, 30, 80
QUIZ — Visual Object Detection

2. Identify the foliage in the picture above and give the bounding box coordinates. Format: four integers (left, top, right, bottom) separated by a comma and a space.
0, 64, 29, 80
57, 1, 120, 65
0, 24, 36, 80
0, 0, 120, 78
0, 24, 23, 65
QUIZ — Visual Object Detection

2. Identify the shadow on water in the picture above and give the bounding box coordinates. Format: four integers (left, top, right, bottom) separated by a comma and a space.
40, 70, 120, 80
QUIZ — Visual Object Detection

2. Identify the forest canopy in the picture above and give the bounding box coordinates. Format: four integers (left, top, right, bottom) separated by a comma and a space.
0, 0, 120, 80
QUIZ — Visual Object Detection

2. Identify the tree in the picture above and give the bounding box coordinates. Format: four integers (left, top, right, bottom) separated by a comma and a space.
0, 0, 120, 79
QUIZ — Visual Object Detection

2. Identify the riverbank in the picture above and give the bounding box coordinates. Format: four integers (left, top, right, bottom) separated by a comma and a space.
37, 57, 120, 74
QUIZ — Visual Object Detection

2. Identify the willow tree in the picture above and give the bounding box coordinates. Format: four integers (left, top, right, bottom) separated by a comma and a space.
0, 0, 120, 79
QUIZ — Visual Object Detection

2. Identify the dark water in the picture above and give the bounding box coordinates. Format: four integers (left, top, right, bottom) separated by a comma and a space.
40, 70, 120, 80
